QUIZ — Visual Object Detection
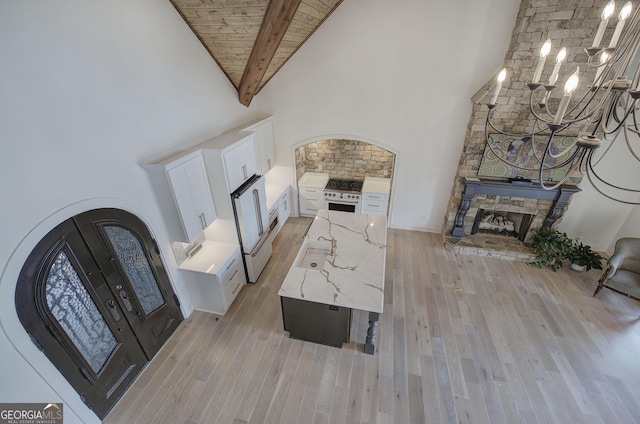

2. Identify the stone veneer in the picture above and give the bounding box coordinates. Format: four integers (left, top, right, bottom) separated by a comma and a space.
295, 139, 395, 182
442, 0, 608, 256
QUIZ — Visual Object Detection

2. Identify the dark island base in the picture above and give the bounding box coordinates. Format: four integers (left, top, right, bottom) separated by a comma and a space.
280, 297, 380, 354
281, 297, 351, 348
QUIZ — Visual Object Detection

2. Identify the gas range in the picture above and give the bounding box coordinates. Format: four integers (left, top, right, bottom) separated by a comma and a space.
323, 179, 363, 207
324, 178, 364, 193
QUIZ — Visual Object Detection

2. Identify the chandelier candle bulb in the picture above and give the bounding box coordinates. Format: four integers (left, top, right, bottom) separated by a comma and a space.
609, 1, 633, 48
549, 47, 567, 86
490, 69, 507, 104
592, 0, 616, 48
553, 67, 580, 125
532, 39, 552, 84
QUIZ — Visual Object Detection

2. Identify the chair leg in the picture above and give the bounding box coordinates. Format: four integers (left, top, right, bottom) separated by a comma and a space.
593, 284, 603, 296
594, 266, 611, 297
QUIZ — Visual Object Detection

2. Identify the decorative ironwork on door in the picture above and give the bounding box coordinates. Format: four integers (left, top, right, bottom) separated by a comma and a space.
45, 251, 118, 374
103, 226, 165, 315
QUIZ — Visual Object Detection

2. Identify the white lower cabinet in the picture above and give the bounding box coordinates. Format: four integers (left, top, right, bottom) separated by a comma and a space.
186, 247, 245, 315
361, 193, 389, 216
299, 186, 324, 217
277, 188, 291, 232
361, 177, 391, 217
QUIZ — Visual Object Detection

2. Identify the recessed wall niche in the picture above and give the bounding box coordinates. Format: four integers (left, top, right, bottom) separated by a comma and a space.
295, 139, 395, 182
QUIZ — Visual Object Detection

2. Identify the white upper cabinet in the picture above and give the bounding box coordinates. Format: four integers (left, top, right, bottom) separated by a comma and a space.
167, 154, 216, 241
223, 133, 258, 193
242, 116, 276, 175
143, 151, 217, 243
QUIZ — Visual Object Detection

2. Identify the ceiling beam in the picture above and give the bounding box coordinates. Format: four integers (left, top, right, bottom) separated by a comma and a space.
237, 0, 302, 106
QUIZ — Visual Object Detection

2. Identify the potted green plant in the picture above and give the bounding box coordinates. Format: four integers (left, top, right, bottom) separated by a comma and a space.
528, 227, 573, 271
567, 239, 604, 272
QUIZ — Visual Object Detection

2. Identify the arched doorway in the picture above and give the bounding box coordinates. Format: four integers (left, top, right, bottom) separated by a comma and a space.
15, 208, 182, 419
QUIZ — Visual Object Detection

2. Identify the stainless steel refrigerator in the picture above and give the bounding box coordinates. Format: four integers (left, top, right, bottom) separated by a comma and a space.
231, 174, 273, 283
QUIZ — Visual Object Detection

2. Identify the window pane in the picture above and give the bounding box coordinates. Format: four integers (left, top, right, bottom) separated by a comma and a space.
46, 251, 118, 373
104, 226, 165, 315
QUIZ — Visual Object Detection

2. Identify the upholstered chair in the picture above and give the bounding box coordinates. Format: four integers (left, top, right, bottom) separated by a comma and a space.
594, 238, 640, 301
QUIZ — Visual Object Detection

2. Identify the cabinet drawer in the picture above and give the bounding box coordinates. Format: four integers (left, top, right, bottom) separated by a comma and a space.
299, 187, 322, 194
363, 192, 389, 202
362, 199, 387, 210
221, 257, 245, 306
300, 204, 319, 216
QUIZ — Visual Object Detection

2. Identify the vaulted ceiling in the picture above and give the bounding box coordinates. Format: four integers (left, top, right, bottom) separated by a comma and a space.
170, 0, 343, 106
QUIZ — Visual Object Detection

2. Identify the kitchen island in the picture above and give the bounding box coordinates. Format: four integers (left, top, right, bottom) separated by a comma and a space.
278, 210, 387, 354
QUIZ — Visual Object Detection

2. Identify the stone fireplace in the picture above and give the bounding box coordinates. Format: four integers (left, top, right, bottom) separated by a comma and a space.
440, 0, 603, 260
445, 178, 580, 261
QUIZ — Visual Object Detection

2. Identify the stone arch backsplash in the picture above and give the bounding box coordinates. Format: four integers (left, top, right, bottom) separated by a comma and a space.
295, 139, 395, 182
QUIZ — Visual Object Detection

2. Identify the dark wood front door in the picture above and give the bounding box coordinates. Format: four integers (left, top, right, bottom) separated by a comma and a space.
73, 208, 182, 358
15, 208, 183, 419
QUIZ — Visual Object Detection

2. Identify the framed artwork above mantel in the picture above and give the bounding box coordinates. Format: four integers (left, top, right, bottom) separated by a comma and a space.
477, 133, 576, 182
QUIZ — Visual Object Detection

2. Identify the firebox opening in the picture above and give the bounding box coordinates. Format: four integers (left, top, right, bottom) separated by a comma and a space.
471, 209, 533, 242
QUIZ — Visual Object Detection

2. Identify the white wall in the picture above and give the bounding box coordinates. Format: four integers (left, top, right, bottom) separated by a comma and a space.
0, 1, 256, 422
257, 0, 522, 232
558, 135, 640, 252
609, 206, 640, 254
256, 0, 638, 250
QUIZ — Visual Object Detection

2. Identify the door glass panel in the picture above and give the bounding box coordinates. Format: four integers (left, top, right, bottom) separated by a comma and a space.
104, 226, 165, 315
46, 251, 118, 373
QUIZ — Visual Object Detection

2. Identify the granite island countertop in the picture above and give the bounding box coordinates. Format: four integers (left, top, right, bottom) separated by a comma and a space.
278, 210, 387, 313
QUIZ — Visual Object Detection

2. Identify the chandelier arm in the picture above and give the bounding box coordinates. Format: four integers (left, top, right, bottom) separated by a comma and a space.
558, 85, 602, 125
527, 88, 555, 122
545, 146, 581, 167
591, 125, 620, 167
530, 130, 580, 163
587, 169, 640, 205
588, 151, 640, 192
485, 109, 548, 138
545, 135, 580, 159
483, 128, 544, 171
538, 149, 580, 190
623, 121, 640, 161
602, 96, 639, 139
631, 105, 640, 132
529, 126, 549, 163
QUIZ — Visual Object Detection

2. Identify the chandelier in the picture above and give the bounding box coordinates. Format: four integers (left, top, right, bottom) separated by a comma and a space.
486, 0, 640, 205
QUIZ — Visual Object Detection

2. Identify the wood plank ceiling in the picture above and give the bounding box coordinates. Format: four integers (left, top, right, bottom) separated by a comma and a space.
170, 0, 343, 106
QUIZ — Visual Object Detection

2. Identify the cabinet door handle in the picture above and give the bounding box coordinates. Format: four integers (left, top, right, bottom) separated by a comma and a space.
232, 281, 241, 294
225, 258, 236, 270
228, 269, 239, 283
199, 213, 206, 229
267, 158, 271, 169
242, 165, 248, 180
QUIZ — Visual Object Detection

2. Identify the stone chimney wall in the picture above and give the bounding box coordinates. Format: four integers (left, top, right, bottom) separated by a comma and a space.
442, 0, 607, 237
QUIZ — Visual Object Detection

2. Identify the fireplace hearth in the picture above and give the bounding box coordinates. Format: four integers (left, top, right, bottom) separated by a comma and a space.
445, 178, 580, 261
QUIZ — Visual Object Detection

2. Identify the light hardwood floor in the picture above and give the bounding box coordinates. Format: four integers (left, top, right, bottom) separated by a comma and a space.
104, 217, 640, 424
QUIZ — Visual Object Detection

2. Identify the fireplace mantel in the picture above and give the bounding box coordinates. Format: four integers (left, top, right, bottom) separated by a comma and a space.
451, 178, 581, 238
